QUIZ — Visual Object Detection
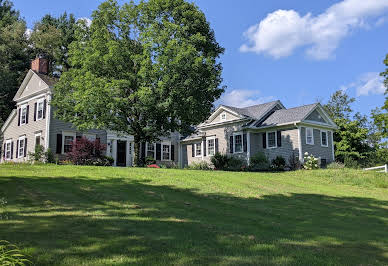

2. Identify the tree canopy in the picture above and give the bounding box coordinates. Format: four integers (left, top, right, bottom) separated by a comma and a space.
52, 0, 225, 165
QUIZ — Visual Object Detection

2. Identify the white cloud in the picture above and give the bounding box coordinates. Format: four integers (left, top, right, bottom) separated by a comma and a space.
240, 0, 388, 60
77, 17, 92, 27
219, 89, 274, 108
342, 72, 385, 96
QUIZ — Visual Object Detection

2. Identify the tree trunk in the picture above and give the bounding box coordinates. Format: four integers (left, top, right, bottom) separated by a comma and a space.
133, 135, 142, 167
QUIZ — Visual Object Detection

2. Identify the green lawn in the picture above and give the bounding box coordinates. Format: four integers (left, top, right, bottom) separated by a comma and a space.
0, 164, 387, 265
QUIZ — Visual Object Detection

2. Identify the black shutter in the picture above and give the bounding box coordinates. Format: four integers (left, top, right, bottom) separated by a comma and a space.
56, 134, 62, 154
43, 99, 47, 119
34, 103, 37, 121
3, 143, 5, 159
141, 142, 146, 161
229, 135, 233, 153
11, 141, 13, 159
16, 140, 19, 158
171, 145, 175, 161
191, 144, 195, 157
17, 109, 20, 126
26, 105, 29, 124
243, 133, 247, 152
203, 139, 206, 157
156, 143, 161, 160
262, 133, 267, 149
277, 131, 282, 147
215, 138, 219, 153
24, 138, 27, 157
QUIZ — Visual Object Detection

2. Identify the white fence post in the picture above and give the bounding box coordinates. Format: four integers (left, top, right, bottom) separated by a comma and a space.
385, 164, 388, 173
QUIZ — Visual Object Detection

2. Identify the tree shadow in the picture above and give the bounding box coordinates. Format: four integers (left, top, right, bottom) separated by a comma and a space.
0, 176, 387, 265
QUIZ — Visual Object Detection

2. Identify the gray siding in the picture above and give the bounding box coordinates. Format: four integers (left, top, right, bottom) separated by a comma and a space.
305, 110, 326, 123
300, 127, 334, 163
1, 95, 48, 162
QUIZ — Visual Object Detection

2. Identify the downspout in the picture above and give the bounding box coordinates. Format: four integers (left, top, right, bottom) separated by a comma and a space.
45, 93, 52, 150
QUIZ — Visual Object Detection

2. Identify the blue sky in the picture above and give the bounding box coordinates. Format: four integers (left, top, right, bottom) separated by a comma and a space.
13, 0, 388, 115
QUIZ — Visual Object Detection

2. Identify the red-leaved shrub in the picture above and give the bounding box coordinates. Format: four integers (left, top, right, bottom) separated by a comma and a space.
66, 137, 112, 166
147, 164, 160, 168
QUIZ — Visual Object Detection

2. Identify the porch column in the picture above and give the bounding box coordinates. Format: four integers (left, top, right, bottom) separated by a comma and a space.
112, 140, 118, 167
298, 126, 303, 163
126, 140, 130, 167
247, 131, 251, 165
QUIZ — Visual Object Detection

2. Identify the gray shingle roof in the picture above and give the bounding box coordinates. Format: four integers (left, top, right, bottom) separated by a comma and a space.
222, 100, 280, 120
258, 103, 318, 127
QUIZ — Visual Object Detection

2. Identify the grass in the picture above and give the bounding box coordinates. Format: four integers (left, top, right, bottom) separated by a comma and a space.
0, 164, 387, 265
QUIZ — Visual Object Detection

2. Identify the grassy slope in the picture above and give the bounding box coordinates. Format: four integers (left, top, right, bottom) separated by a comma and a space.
0, 164, 387, 265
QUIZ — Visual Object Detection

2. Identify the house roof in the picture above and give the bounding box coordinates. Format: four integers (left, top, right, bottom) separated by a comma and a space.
258, 103, 318, 127
33, 71, 58, 87
222, 100, 282, 120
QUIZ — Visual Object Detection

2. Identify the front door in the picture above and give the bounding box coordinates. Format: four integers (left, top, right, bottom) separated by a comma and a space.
116, 140, 127, 167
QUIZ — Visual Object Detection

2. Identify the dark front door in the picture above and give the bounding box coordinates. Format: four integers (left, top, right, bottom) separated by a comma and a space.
116, 141, 127, 167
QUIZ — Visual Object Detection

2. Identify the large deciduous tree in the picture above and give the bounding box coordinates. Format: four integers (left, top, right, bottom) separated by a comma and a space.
0, 0, 31, 126
30, 12, 77, 76
52, 0, 225, 165
373, 54, 388, 138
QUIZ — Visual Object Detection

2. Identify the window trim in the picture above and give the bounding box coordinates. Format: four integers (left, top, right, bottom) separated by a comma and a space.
4, 139, 12, 160
162, 142, 171, 161
320, 130, 328, 147
194, 143, 202, 157
18, 136, 26, 158
207, 136, 216, 157
266, 131, 277, 149
62, 131, 76, 154
146, 142, 156, 160
20, 104, 27, 125
36, 98, 45, 121
306, 127, 314, 145
233, 132, 243, 154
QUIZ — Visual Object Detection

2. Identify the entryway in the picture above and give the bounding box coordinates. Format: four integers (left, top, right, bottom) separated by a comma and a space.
116, 140, 127, 167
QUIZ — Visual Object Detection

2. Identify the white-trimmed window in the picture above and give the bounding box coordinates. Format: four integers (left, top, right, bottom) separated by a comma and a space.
207, 137, 215, 156
36, 99, 44, 120
5, 140, 12, 160
220, 113, 226, 121
162, 143, 170, 161
84, 134, 96, 141
267, 131, 277, 149
20, 105, 27, 125
63, 132, 76, 154
18, 136, 26, 158
321, 130, 328, 147
195, 143, 202, 157
147, 142, 156, 159
234, 133, 243, 153
306, 127, 314, 145
35, 133, 41, 148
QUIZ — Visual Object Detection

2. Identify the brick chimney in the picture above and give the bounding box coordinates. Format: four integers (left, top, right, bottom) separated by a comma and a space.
31, 57, 48, 75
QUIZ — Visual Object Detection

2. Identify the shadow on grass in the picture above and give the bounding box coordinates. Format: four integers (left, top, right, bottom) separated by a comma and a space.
0, 175, 387, 265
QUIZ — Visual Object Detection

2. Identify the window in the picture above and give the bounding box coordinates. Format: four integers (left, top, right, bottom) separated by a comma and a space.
64, 136, 74, 153
20, 105, 27, 125
37, 99, 44, 120
306, 127, 314, 145
162, 144, 170, 160
267, 131, 276, 148
5, 141, 12, 160
195, 143, 202, 157
147, 143, 155, 159
18, 137, 25, 158
207, 138, 215, 156
234, 134, 243, 153
220, 113, 226, 121
35, 133, 41, 148
321, 130, 328, 147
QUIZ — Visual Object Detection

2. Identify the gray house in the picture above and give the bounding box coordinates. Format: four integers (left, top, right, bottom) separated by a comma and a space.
1, 58, 337, 168
180, 100, 337, 167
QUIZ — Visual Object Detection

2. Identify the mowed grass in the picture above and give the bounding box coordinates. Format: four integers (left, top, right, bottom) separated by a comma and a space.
0, 164, 387, 265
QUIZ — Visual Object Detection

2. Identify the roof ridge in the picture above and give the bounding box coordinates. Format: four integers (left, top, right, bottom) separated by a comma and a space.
280, 102, 318, 111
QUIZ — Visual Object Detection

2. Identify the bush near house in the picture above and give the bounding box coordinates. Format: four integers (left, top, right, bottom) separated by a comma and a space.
271, 156, 286, 171
66, 137, 113, 166
249, 152, 271, 171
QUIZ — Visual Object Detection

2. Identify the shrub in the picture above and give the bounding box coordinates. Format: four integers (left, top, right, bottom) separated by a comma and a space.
28, 144, 45, 162
66, 137, 107, 165
147, 164, 160, 168
187, 161, 212, 170
250, 152, 270, 171
303, 152, 319, 170
0, 240, 31, 265
46, 148, 55, 163
288, 152, 301, 170
327, 162, 345, 169
145, 156, 156, 166
211, 152, 229, 170
227, 156, 246, 171
271, 156, 286, 171
344, 154, 359, 169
